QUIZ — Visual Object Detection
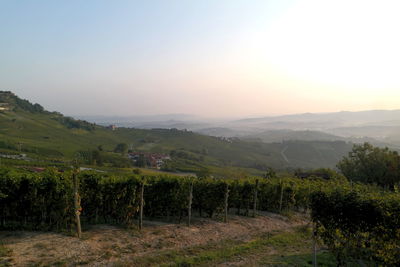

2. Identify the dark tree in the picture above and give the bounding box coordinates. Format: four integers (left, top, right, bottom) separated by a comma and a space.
337, 143, 400, 189
114, 143, 128, 154
136, 154, 147, 168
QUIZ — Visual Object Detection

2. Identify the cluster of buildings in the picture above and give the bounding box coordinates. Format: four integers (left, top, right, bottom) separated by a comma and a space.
0, 103, 10, 111
217, 136, 239, 143
107, 125, 117, 131
0, 153, 30, 161
128, 152, 171, 169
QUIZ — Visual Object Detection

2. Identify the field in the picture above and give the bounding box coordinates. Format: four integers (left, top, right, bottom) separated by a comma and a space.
0, 212, 338, 267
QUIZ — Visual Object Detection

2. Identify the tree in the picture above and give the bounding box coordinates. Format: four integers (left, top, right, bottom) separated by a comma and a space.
91, 150, 103, 166
337, 143, 400, 189
136, 154, 147, 168
196, 167, 211, 178
114, 143, 128, 154
263, 167, 276, 179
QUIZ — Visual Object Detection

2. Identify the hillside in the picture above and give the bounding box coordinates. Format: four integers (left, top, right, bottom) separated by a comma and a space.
81, 110, 400, 149
230, 110, 400, 146
234, 110, 400, 127
243, 129, 345, 143
0, 91, 356, 172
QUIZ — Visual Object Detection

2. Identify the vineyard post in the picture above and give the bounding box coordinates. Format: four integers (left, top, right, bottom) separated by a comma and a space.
312, 222, 317, 267
72, 167, 82, 238
139, 178, 145, 230
252, 179, 259, 217
307, 183, 311, 213
224, 183, 229, 223
279, 179, 284, 213
187, 179, 193, 226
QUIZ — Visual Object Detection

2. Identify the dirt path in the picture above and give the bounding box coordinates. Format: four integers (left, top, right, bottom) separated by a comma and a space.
0, 212, 308, 266
281, 146, 289, 163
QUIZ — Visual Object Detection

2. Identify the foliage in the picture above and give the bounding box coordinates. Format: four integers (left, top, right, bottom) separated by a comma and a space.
263, 167, 276, 179
75, 150, 132, 168
79, 173, 140, 225
113, 143, 128, 154
0, 91, 45, 113
52, 116, 96, 131
1, 168, 328, 230
1, 166, 399, 267
337, 142, 400, 188
0, 167, 74, 230
311, 189, 400, 266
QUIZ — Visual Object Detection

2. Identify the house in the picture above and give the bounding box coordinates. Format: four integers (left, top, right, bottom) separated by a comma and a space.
107, 125, 117, 130
128, 152, 170, 169
0, 153, 29, 160
0, 103, 10, 111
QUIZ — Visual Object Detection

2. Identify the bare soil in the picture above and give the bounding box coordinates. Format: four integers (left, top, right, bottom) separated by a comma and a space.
0, 212, 308, 267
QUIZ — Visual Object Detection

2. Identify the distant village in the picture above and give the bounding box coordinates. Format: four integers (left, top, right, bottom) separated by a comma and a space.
128, 152, 170, 169
0, 153, 30, 161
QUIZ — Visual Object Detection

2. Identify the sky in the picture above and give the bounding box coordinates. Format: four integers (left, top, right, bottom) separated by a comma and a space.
1, 0, 400, 118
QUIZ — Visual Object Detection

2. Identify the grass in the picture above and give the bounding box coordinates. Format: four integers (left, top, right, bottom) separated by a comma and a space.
0, 225, 339, 267
0, 245, 11, 258
31, 243, 49, 250
262, 251, 337, 266
113, 226, 338, 266
0, 243, 12, 267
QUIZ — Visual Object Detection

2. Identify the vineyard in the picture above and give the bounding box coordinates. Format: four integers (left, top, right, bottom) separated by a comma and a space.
1, 167, 399, 265
311, 189, 400, 265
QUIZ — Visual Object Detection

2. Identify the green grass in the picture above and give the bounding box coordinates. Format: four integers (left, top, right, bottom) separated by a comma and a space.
262, 251, 337, 266
113, 226, 338, 266
0, 243, 12, 267
0, 245, 11, 258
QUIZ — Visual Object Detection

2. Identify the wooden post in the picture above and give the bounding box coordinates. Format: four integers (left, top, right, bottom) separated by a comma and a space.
279, 180, 284, 213
224, 183, 229, 223
187, 180, 193, 226
307, 184, 311, 213
252, 179, 259, 217
312, 223, 317, 267
139, 180, 144, 230
73, 169, 82, 238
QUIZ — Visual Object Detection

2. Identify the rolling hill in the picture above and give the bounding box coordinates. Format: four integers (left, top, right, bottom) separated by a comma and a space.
0, 91, 356, 173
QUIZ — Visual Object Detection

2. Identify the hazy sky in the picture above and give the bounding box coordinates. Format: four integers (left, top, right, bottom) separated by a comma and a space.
1, 0, 399, 117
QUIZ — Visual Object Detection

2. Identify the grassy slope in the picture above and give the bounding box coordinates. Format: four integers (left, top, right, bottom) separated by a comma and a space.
0, 110, 284, 173
118, 226, 338, 266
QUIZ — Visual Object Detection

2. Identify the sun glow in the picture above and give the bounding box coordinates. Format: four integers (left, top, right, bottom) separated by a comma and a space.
260, 0, 400, 91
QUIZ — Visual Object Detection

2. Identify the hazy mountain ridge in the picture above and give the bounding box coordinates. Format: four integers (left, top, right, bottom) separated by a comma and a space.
78, 110, 400, 147
243, 129, 346, 143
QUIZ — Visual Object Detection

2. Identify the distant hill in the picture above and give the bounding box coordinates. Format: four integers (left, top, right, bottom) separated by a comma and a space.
0, 91, 358, 173
230, 110, 400, 147
81, 109, 400, 148
195, 127, 243, 137
243, 129, 346, 143
234, 110, 400, 127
